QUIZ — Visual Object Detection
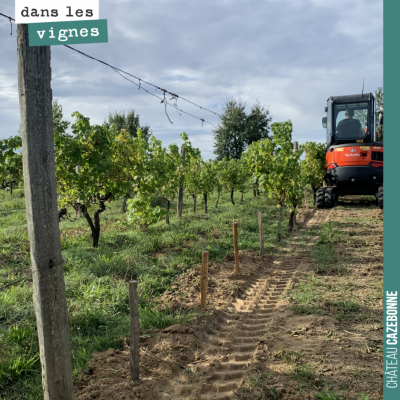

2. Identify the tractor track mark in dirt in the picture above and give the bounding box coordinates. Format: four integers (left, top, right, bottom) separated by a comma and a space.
158, 266, 296, 400
157, 211, 330, 400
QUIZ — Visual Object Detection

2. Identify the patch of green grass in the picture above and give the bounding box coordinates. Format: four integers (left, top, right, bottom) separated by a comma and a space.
318, 223, 339, 244
289, 273, 363, 320
244, 371, 279, 399
288, 219, 367, 320
315, 389, 343, 400
139, 307, 202, 330
326, 299, 361, 321
245, 371, 265, 389
289, 273, 326, 315
311, 223, 349, 275
292, 363, 318, 384
6, 324, 34, 344
276, 345, 302, 363
0, 323, 40, 391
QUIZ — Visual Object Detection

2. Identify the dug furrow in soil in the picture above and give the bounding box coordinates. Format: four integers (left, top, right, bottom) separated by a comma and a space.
74, 202, 383, 400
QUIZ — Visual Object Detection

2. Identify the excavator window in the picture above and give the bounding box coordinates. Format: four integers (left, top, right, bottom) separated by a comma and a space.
334, 102, 369, 140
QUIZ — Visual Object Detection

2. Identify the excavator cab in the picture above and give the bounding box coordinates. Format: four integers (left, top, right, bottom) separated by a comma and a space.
317, 93, 383, 209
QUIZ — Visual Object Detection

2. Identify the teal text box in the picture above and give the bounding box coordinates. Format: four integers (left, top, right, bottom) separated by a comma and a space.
28, 19, 108, 46
384, 1, 400, 399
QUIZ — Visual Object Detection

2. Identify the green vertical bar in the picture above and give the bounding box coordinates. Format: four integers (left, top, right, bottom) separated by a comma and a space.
384, 1, 400, 399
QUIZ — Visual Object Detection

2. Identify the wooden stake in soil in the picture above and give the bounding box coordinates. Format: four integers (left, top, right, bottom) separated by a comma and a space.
129, 280, 140, 381
304, 189, 309, 211
17, 24, 74, 400
233, 222, 240, 273
177, 146, 186, 218
258, 211, 264, 257
200, 251, 209, 309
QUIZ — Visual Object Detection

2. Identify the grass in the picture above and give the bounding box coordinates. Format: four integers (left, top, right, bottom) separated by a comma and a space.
275, 345, 302, 363
315, 389, 343, 400
290, 271, 369, 320
289, 216, 380, 321
292, 363, 319, 384
243, 371, 278, 399
311, 222, 349, 275
0, 185, 293, 398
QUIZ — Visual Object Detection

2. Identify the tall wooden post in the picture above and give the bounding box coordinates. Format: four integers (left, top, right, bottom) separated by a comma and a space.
233, 222, 239, 273
17, 25, 74, 400
304, 189, 309, 211
129, 280, 140, 381
177, 146, 185, 218
200, 251, 209, 309
293, 142, 299, 223
258, 211, 264, 257
203, 193, 208, 214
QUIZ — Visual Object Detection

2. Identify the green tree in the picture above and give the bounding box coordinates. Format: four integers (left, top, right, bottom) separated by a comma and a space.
219, 158, 247, 205
103, 109, 151, 211
162, 143, 182, 222
354, 109, 368, 128
103, 109, 151, 141
183, 134, 203, 212
300, 142, 326, 204
53, 99, 71, 137
126, 133, 196, 227
200, 160, 218, 213
212, 160, 224, 208
246, 120, 301, 241
245, 101, 271, 146
0, 136, 23, 193
55, 112, 133, 247
237, 156, 251, 202
375, 87, 383, 142
213, 99, 247, 160
129, 137, 181, 225
285, 157, 305, 232
185, 159, 203, 213
214, 99, 271, 160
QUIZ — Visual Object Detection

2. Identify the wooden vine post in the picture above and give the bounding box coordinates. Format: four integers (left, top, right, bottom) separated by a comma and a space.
304, 188, 309, 211
177, 146, 186, 218
293, 142, 299, 223
258, 211, 264, 257
200, 251, 209, 309
17, 24, 74, 400
129, 280, 140, 381
233, 222, 240, 273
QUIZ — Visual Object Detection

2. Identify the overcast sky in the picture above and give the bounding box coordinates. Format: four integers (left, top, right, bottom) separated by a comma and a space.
0, 0, 383, 160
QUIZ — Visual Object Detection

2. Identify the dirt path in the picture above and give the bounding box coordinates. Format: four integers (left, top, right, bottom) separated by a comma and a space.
75, 206, 383, 400
160, 263, 298, 399
236, 205, 383, 400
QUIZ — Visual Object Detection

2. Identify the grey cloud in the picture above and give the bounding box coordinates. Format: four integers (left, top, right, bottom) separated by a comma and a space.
0, 0, 382, 158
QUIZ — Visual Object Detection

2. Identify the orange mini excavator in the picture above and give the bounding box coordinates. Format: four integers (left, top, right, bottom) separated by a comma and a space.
316, 92, 383, 209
